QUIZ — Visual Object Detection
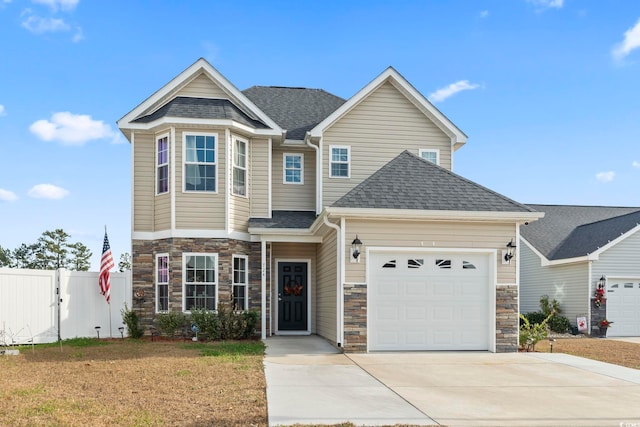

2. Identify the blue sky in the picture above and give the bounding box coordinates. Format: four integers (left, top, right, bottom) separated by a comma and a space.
1, 0, 639, 270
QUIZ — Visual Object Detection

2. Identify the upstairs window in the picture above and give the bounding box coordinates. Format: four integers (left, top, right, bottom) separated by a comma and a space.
156, 135, 169, 194
330, 146, 350, 178
185, 134, 216, 192
233, 138, 247, 196
419, 149, 440, 165
284, 153, 304, 184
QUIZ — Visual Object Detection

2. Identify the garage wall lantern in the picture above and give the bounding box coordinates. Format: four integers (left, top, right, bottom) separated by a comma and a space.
503, 239, 517, 264
598, 275, 606, 287
351, 235, 362, 263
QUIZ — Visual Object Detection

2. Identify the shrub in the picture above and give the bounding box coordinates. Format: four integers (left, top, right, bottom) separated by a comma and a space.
154, 311, 188, 337
519, 311, 553, 351
189, 305, 259, 341
548, 314, 572, 333
539, 294, 562, 316
121, 304, 144, 339
190, 309, 218, 340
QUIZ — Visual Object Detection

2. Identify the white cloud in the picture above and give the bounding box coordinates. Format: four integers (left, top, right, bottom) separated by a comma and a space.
612, 18, 640, 61
22, 15, 69, 34
30, 112, 117, 146
429, 80, 481, 103
28, 184, 69, 199
595, 171, 615, 183
479, 10, 489, 18
71, 26, 83, 42
0, 104, 5, 116
32, 0, 78, 12
633, 161, 640, 168
526, 0, 564, 10
0, 188, 18, 202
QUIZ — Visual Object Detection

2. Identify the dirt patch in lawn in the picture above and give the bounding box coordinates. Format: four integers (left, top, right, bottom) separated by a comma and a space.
535, 336, 640, 369
0, 338, 267, 426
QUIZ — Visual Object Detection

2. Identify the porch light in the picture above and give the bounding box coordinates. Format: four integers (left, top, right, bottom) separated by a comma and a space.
598, 275, 606, 288
504, 239, 517, 263
351, 235, 362, 263
95, 326, 101, 339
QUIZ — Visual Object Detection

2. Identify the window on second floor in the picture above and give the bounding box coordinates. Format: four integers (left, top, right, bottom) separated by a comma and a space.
284, 153, 303, 184
419, 149, 440, 165
156, 135, 169, 195
184, 134, 216, 192
233, 138, 247, 196
330, 146, 350, 178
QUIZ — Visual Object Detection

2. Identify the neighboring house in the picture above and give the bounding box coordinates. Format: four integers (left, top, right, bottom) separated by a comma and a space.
117, 58, 542, 352
520, 204, 640, 337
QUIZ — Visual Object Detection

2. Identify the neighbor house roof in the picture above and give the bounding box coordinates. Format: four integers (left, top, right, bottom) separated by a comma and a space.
521, 204, 640, 260
248, 211, 317, 229
242, 86, 346, 140
332, 151, 537, 213
132, 97, 270, 129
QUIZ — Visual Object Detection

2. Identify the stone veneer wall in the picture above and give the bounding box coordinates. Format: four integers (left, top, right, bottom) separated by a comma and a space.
342, 283, 367, 352
495, 284, 518, 352
590, 299, 607, 337
131, 238, 269, 335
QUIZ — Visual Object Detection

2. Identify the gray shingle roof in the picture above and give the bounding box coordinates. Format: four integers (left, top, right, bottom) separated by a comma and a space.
521, 204, 640, 260
133, 97, 270, 129
242, 86, 345, 140
332, 150, 536, 213
249, 211, 317, 229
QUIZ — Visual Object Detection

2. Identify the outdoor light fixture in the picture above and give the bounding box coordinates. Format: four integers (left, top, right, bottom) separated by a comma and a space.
503, 239, 517, 263
118, 326, 125, 339
351, 235, 362, 263
598, 275, 606, 287
94, 326, 101, 339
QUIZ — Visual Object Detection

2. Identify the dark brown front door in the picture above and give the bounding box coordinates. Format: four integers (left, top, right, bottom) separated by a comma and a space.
278, 262, 308, 331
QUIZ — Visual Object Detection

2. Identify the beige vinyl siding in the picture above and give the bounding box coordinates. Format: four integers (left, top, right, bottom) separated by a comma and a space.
592, 230, 640, 294
316, 231, 338, 343
272, 243, 318, 333
344, 219, 517, 284
520, 242, 589, 325
322, 81, 452, 207
154, 195, 170, 230
176, 73, 229, 99
272, 147, 316, 211
174, 128, 226, 230
133, 132, 154, 232
250, 138, 270, 218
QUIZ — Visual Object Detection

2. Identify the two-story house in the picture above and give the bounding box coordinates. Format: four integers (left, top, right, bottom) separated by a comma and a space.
117, 58, 542, 352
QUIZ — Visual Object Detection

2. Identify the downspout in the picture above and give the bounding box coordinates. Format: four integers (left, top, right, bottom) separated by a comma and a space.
323, 216, 342, 347
261, 239, 267, 340
305, 136, 321, 215
588, 260, 593, 334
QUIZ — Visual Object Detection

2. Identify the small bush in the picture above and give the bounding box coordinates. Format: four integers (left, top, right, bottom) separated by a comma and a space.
548, 314, 572, 333
519, 312, 553, 351
121, 304, 144, 339
539, 294, 562, 316
154, 312, 188, 337
522, 311, 547, 326
189, 305, 259, 341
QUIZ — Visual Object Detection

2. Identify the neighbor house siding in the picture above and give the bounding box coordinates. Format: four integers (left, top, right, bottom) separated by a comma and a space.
174, 127, 226, 230
133, 132, 155, 232
272, 147, 316, 211
176, 73, 229, 99
344, 219, 517, 284
316, 230, 338, 343
592, 230, 640, 294
322, 81, 452, 207
519, 241, 589, 325
250, 138, 270, 218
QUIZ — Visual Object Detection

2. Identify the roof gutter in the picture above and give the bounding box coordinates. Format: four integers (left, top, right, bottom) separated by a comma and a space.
325, 207, 544, 223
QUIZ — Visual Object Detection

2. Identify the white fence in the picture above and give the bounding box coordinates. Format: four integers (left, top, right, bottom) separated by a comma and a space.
0, 268, 132, 345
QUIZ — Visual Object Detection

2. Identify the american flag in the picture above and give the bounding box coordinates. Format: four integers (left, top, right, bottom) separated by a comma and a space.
99, 230, 115, 303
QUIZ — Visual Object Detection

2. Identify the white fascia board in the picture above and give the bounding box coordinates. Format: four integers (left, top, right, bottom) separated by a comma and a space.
325, 207, 544, 223
308, 67, 467, 145
250, 234, 323, 243
118, 58, 283, 134
588, 223, 640, 259
120, 118, 281, 136
133, 229, 250, 241
521, 237, 592, 267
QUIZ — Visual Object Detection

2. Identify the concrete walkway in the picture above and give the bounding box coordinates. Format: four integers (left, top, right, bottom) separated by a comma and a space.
264, 335, 640, 427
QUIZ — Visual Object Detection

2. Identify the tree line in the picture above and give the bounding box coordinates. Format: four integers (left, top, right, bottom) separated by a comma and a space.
0, 229, 131, 271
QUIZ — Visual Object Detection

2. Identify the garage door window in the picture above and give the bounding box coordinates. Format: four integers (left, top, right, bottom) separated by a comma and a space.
382, 260, 396, 268
463, 261, 477, 269
436, 259, 451, 269
408, 259, 424, 269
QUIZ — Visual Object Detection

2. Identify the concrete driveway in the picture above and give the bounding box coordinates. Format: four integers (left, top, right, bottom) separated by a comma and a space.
264, 336, 640, 426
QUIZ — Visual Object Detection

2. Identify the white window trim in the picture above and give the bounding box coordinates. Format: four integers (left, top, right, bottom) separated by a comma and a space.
183, 132, 218, 193
419, 148, 440, 165
156, 133, 170, 195
232, 136, 249, 198
232, 254, 249, 311
155, 253, 169, 313
182, 252, 218, 313
329, 145, 351, 178
283, 152, 304, 185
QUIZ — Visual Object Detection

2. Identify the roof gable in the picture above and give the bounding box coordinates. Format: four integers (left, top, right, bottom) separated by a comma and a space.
522, 204, 640, 260
117, 58, 282, 134
309, 67, 467, 146
332, 150, 535, 213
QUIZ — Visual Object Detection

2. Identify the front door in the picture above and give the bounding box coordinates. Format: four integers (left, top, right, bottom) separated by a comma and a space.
278, 262, 308, 331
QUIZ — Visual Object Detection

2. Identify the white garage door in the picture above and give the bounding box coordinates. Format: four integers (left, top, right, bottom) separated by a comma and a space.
368, 251, 491, 351
606, 279, 640, 337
